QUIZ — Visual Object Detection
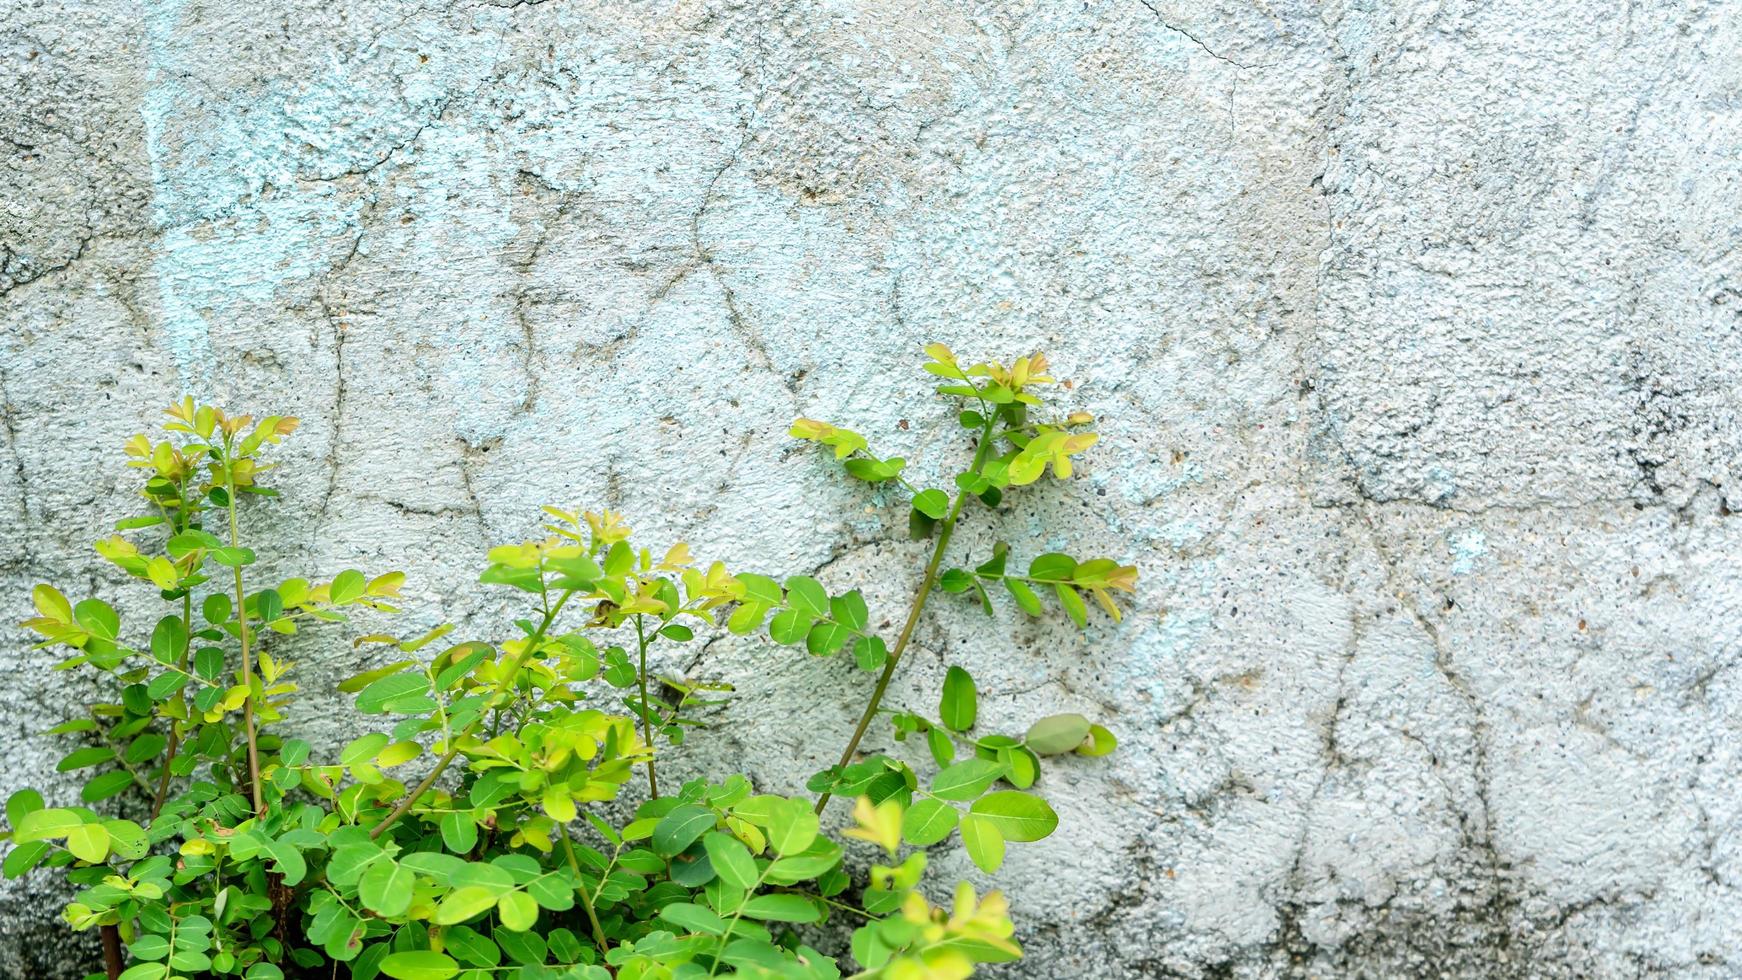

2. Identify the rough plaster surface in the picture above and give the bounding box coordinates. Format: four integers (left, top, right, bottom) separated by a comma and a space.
2, 0, 1740, 976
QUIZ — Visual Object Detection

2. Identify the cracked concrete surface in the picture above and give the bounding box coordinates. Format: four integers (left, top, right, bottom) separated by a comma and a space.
3, 0, 1741, 976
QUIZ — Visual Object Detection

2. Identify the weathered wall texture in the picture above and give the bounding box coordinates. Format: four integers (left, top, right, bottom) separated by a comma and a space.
3, 0, 1740, 976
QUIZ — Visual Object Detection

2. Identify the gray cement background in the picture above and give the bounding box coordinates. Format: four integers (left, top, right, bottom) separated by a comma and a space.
3, 0, 1741, 976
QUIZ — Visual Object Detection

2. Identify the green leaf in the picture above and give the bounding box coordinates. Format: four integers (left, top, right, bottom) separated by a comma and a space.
1004, 579, 1042, 616
81, 770, 134, 803
938, 569, 974, 594
764, 839, 843, 884
930, 758, 1004, 802
15, 808, 81, 842
766, 801, 818, 856
129, 935, 171, 961
727, 601, 770, 635
703, 832, 758, 891
959, 814, 1006, 872
767, 608, 811, 646
56, 747, 115, 772
1078, 723, 1118, 757
209, 546, 255, 568
524, 872, 574, 911
652, 805, 714, 857
339, 660, 416, 693
442, 925, 500, 968
449, 861, 516, 894
852, 635, 887, 672
968, 791, 1058, 842
783, 576, 829, 617
1025, 713, 1092, 755
440, 812, 478, 854
1028, 553, 1078, 582
104, 820, 148, 860
118, 965, 168, 980
901, 799, 959, 846
147, 672, 187, 700
435, 886, 498, 925
340, 732, 390, 766
4, 789, 43, 828
999, 744, 1040, 789
194, 646, 225, 681
327, 844, 385, 886
125, 733, 167, 765
356, 674, 430, 714
74, 599, 119, 640
65, 822, 109, 863
170, 949, 212, 972
494, 927, 547, 967
940, 666, 977, 732
805, 622, 850, 656
267, 838, 308, 885
167, 530, 218, 559
668, 840, 715, 888
542, 787, 576, 823
830, 591, 868, 631
659, 902, 726, 936
359, 860, 414, 917
1055, 583, 1088, 628
202, 593, 232, 625
150, 617, 188, 663
3, 841, 50, 878
330, 570, 367, 605
736, 573, 783, 605
926, 727, 955, 767
741, 894, 820, 923
281, 738, 311, 766
546, 928, 584, 963
603, 541, 634, 577
378, 951, 459, 980
911, 489, 950, 520
496, 891, 538, 932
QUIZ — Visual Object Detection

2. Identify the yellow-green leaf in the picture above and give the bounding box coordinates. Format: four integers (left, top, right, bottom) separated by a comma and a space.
959, 814, 1005, 873
435, 886, 498, 925
65, 823, 109, 863
496, 891, 538, 932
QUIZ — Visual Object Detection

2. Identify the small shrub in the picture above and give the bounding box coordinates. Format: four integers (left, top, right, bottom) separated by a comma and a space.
3, 346, 1136, 980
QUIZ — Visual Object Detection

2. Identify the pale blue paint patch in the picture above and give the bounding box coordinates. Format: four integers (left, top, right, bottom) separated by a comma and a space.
1424, 465, 1460, 505
1157, 519, 1204, 548
1448, 527, 1487, 575
138, 0, 480, 395
1124, 609, 1212, 710
141, 0, 364, 393
1106, 458, 1205, 506
140, 0, 216, 391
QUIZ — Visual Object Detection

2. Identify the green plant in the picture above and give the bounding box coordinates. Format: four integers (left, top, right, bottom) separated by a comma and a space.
3, 346, 1137, 980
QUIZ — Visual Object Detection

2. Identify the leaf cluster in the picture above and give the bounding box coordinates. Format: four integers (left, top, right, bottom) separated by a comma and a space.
4, 348, 1137, 980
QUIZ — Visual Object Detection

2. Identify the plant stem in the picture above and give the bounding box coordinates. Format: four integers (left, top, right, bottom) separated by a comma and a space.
707, 865, 774, 977
559, 827, 610, 951
370, 589, 575, 839
222, 450, 265, 818
99, 924, 122, 980
150, 484, 193, 821
815, 419, 997, 815
148, 591, 192, 820
633, 615, 659, 799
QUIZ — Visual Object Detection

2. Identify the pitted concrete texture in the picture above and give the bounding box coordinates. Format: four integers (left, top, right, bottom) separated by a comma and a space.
3, 1, 1740, 977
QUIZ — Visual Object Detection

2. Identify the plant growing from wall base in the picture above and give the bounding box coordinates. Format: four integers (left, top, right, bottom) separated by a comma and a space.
3, 347, 1136, 980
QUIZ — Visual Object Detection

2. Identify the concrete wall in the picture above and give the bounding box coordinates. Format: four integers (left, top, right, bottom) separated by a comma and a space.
3, 1, 1740, 976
